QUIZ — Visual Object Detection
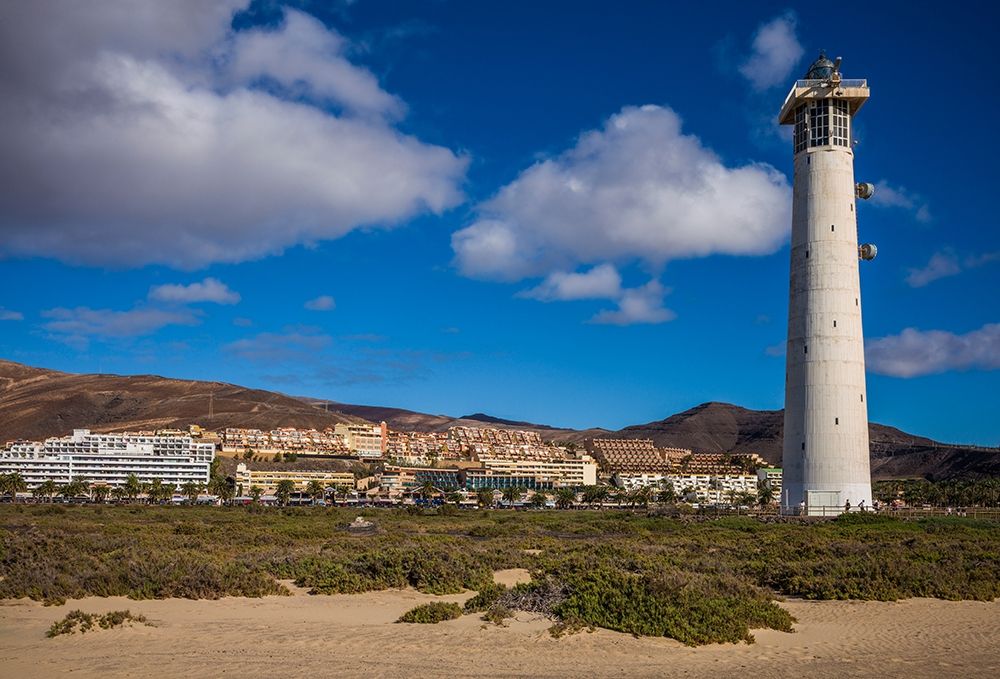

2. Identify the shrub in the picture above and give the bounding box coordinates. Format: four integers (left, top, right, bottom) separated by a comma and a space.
398, 601, 463, 624
463, 582, 506, 613
47, 609, 150, 637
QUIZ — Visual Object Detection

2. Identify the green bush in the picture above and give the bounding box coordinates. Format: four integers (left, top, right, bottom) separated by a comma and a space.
398, 601, 463, 624
463, 582, 507, 613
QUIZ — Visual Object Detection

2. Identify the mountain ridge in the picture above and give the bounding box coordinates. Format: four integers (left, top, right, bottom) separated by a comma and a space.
1, 359, 996, 480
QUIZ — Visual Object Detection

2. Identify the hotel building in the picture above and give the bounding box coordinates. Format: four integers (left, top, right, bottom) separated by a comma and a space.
0, 429, 214, 488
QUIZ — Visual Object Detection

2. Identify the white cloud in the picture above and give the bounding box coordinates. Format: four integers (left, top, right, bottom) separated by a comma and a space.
905, 251, 962, 287
452, 105, 790, 281
42, 307, 198, 344
521, 264, 623, 301
590, 280, 675, 326
866, 324, 1000, 378
870, 180, 932, 223
304, 295, 336, 311
0, 2, 466, 268
227, 10, 404, 118
149, 278, 240, 304
0, 309, 24, 321
738, 13, 804, 90
905, 249, 999, 287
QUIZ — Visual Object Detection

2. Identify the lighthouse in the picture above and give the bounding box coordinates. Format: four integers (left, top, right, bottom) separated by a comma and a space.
778, 53, 876, 515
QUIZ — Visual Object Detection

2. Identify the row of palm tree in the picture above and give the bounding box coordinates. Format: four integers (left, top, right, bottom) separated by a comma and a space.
0, 472, 221, 505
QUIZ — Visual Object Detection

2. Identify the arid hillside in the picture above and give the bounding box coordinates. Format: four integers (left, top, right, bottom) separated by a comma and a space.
1, 360, 996, 479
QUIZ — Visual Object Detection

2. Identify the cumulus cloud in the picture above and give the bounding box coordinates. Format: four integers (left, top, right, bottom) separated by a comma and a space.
149, 278, 241, 304
522, 265, 675, 325
0, 1, 466, 268
738, 13, 804, 90
42, 306, 198, 347
866, 324, 1000, 378
590, 280, 676, 326
521, 264, 622, 301
452, 105, 790, 281
0, 308, 24, 321
905, 249, 999, 287
870, 180, 932, 223
304, 295, 336, 311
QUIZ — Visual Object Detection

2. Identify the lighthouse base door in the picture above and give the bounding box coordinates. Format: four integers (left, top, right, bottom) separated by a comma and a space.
805, 490, 842, 517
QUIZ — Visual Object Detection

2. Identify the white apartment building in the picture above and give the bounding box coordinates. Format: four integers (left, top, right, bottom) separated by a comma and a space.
478, 455, 598, 487
335, 423, 386, 459
234, 463, 355, 493
0, 429, 214, 489
616, 472, 759, 504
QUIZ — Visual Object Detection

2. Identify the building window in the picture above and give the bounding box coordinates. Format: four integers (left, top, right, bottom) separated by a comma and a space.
831, 224, 835, 232
794, 104, 808, 153
809, 100, 830, 147
804, 345, 808, 354
801, 442, 805, 451
831, 100, 850, 147
833, 320, 837, 328
861, 394, 864, 402
805, 250, 809, 258
835, 417, 839, 425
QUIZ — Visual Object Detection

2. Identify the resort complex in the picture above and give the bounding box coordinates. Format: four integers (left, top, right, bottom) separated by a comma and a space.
0, 420, 781, 507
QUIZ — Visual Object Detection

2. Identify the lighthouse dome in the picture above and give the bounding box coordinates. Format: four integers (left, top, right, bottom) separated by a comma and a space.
804, 52, 835, 80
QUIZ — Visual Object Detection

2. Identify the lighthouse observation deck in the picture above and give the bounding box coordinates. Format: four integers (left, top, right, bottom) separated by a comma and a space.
779, 79, 869, 125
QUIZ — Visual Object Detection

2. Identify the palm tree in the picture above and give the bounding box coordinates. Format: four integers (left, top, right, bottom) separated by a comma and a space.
59, 480, 82, 501
475, 488, 495, 509
554, 487, 576, 509
209, 476, 235, 505
581, 485, 605, 508
446, 490, 464, 505
274, 479, 296, 506
181, 481, 203, 504
91, 485, 110, 504
123, 474, 142, 503
110, 486, 127, 503
75, 478, 92, 503
529, 490, 549, 509
1, 472, 27, 502
35, 479, 59, 503
305, 480, 325, 505
249, 485, 263, 504
757, 482, 775, 508
418, 480, 437, 503
501, 485, 523, 507
146, 479, 165, 505
657, 482, 676, 505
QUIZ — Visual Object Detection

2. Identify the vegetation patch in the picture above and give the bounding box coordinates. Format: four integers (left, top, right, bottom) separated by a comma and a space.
397, 601, 463, 624
47, 610, 151, 637
463, 582, 507, 613
3, 505, 999, 646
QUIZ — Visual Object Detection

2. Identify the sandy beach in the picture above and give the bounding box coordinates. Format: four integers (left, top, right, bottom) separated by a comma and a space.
1, 569, 998, 679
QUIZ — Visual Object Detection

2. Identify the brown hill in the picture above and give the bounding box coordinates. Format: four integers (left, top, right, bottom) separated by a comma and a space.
0, 360, 996, 480
0, 359, 360, 441
617, 402, 999, 480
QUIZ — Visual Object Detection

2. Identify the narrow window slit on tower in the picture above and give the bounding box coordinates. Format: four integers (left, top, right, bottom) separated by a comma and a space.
805, 250, 809, 258
801, 442, 805, 451
835, 417, 839, 425
833, 320, 837, 328
804, 345, 808, 354
831, 224, 835, 232
861, 394, 864, 402
855, 298, 859, 306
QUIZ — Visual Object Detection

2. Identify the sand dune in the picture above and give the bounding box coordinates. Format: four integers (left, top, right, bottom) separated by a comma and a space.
1, 587, 998, 678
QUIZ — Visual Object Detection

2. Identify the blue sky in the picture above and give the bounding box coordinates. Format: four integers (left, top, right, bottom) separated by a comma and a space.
1, 1, 998, 444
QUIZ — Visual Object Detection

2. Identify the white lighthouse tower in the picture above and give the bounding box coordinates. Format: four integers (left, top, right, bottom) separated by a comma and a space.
778, 53, 877, 515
